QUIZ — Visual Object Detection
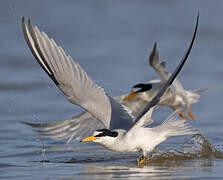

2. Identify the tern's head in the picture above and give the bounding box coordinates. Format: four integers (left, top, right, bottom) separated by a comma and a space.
80, 129, 120, 145
123, 83, 153, 100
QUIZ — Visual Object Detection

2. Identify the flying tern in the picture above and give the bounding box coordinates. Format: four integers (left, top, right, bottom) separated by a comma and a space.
123, 42, 208, 120
22, 13, 199, 165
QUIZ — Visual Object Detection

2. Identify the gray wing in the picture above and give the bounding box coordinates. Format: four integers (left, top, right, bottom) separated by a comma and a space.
23, 112, 106, 143
149, 43, 169, 83
22, 18, 133, 131
149, 43, 186, 93
131, 12, 199, 128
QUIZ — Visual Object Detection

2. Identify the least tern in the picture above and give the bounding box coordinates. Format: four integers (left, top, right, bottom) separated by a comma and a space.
124, 43, 208, 120
22, 13, 198, 164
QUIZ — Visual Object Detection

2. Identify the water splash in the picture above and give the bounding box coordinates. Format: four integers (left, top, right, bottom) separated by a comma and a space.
191, 134, 223, 158
147, 133, 223, 165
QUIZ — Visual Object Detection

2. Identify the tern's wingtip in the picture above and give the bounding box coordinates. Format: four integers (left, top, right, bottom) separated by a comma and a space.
154, 41, 157, 46
153, 42, 157, 51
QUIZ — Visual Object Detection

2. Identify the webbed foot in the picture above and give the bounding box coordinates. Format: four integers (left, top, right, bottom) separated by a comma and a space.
172, 107, 189, 120
138, 155, 147, 167
187, 104, 195, 120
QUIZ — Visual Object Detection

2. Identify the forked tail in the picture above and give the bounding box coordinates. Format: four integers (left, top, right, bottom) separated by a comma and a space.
193, 84, 223, 95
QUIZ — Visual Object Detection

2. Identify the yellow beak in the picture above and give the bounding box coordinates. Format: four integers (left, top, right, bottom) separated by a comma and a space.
123, 92, 137, 100
81, 136, 98, 142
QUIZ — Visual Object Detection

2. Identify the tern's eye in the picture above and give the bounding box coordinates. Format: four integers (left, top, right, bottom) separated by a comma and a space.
95, 129, 118, 137
131, 83, 152, 93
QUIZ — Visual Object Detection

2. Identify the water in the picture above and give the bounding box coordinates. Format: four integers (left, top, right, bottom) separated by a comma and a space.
1, 1, 223, 179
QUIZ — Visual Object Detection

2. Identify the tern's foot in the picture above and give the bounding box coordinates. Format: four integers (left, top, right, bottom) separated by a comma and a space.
187, 104, 195, 120
138, 155, 147, 167
176, 110, 189, 120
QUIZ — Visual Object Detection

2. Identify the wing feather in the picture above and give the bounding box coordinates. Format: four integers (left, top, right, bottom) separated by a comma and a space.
22, 18, 134, 130
23, 112, 106, 142
149, 43, 185, 93
149, 43, 168, 82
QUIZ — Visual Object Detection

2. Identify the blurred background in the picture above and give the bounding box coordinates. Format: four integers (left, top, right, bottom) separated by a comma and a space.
0, 1, 223, 179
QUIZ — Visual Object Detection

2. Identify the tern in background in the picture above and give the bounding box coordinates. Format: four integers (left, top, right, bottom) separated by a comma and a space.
22, 13, 199, 165
123, 43, 209, 120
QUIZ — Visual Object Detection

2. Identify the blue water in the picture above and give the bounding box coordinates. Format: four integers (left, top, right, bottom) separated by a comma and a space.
1, 1, 223, 179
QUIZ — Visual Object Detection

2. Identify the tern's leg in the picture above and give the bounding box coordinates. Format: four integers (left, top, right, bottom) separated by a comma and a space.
138, 155, 147, 167
172, 107, 189, 120
187, 104, 195, 120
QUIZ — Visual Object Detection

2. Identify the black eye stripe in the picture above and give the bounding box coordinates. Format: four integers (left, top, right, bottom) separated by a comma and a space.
95, 129, 118, 137
132, 83, 152, 93
132, 83, 146, 89
94, 133, 105, 137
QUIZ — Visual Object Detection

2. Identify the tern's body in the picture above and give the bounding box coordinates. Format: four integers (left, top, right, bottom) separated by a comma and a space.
99, 128, 157, 153
123, 79, 202, 109
22, 14, 199, 164
84, 109, 196, 157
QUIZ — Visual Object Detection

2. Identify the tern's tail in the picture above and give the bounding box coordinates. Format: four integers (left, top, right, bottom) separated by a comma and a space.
193, 87, 209, 95
154, 112, 197, 138
193, 84, 223, 95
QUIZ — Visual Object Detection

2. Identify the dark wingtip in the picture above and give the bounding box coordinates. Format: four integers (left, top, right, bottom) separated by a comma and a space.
195, 12, 199, 32
149, 42, 157, 66
21, 121, 36, 127
179, 11, 199, 70
22, 17, 33, 28
28, 19, 33, 31
28, 18, 31, 24
154, 42, 157, 48
21, 17, 25, 32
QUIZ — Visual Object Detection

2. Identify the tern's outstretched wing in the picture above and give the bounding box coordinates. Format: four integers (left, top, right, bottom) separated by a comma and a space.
149, 43, 169, 83
149, 43, 186, 93
22, 18, 133, 132
131, 12, 199, 128
23, 112, 106, 143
